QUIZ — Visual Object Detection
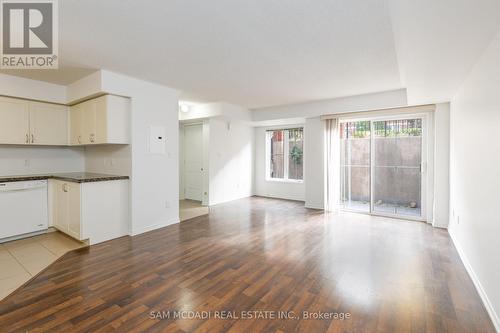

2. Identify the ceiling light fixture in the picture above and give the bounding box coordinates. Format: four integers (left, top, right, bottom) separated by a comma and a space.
179, 104, 190, 113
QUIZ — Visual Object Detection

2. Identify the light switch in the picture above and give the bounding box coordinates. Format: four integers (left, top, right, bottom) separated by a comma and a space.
148, 125, 166, 154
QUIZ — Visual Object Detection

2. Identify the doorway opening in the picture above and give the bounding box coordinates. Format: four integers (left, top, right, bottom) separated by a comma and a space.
340, 116, 426, 220
179, 122, 209, 221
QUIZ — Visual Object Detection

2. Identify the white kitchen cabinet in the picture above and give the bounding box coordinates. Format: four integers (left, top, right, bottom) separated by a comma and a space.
66, 182, 82, 239
29, 102, 68, 145
69, 103, 83, 145
49, 179, 129, 244
82, 99, 97, 144
0, 97, 30, 144
0, 94, 129, 146
52, 181, 66, 232
70, 100, 94, 145
70, 95, 130, 145
52, 180, 82, 240
0, 97, 68, 145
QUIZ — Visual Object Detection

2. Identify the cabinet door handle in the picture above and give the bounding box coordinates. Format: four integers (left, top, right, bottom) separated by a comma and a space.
25, 134, 29, 144
63, 183, 69, 192
78, 135, 81, 144
90, 134, 95, 143
31, 134, 34, 143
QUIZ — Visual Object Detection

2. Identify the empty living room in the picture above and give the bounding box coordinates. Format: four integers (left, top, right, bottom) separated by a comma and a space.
1, 1, 499, 332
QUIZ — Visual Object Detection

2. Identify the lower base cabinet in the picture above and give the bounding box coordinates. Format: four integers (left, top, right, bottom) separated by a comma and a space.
49, 179, 129, 244
52, 180, 82, 240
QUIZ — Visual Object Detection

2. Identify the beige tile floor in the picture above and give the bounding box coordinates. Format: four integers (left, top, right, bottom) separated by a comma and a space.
0, 231, 85, 300
180, 199, 209, 221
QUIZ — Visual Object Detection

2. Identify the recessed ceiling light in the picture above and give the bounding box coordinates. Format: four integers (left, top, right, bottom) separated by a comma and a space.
179, 104, 190, 113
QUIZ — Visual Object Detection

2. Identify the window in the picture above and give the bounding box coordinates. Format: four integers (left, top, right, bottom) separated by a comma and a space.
267, 128, 304, 181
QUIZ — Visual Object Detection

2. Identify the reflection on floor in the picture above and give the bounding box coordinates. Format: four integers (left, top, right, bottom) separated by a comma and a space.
342, 200, 421, 217
180, 199, 209, 221
0, 231, 85, 300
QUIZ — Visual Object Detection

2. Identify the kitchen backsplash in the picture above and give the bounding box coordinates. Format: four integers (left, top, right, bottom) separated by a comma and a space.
0, 146, 85, 176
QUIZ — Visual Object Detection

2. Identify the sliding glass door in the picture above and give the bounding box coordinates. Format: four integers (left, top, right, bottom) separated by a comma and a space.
340, 117, 425, 220
340, 121, 371, 212
372, 119, 422, 217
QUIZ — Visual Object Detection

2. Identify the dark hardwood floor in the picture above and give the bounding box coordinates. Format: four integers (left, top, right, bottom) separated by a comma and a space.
0, 197, 495, 332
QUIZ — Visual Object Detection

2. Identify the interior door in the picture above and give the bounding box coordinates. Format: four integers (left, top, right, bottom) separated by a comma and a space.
183, 124, 203, 201
29, 102, 68, 145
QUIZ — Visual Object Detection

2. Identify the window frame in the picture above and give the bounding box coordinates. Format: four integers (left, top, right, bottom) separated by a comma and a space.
265, 128, 304, 183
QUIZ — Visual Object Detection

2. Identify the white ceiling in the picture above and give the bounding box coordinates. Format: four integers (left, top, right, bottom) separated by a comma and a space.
3, 0, 500, 108
388, 0, 500, 104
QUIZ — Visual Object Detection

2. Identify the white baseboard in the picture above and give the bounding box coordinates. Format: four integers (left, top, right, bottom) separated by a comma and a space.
305, 203, 324, 210
131, 218, 180, 236
254, 194, 306, 202
449, 231, 500, 332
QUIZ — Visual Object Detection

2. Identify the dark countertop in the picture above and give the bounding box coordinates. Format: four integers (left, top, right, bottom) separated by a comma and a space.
0, 172, 129, 183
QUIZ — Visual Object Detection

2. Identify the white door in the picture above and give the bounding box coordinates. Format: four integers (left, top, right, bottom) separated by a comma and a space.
183, 124, 203, 201
0, 97, 30, 144
29, 102, 68, 145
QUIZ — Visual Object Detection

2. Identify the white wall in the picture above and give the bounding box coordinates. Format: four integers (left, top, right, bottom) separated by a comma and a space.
0, 146, 84, 176
99, 71, 180, 235
66, 71, 102, 103
252, 89, 408, 205
0, 73, 67, 104
252, 89, 407, 123
178, 125, 185, 200
448, 30, 500, 331
208, 118, 254, 205
84, 145, 132, 176
304, 117, 324, 209
179, 102, 253, 206
254, 126, 305, 201
180, 102, 252, 123
433, 103, 450, 228
66, 70, 181, 236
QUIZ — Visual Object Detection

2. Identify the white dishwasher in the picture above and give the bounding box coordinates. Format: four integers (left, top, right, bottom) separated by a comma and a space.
0, 180, 48, 242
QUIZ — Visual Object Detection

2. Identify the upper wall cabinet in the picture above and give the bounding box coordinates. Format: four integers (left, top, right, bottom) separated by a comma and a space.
0, 97, 29, 144
29, 102, 68, 145
0, 97, 68, 145
70, 95, 130, 145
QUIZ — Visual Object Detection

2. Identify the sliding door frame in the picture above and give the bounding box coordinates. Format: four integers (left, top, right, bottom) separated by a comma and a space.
338, 112, 429, 222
